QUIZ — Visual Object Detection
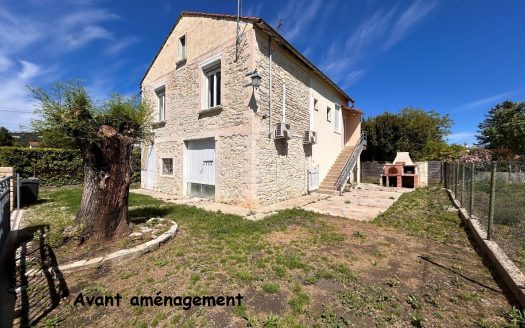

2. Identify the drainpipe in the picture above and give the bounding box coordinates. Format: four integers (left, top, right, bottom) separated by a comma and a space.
268, 36, 273, 138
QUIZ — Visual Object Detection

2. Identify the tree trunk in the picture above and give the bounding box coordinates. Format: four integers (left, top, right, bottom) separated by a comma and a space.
75, 125, 134, 240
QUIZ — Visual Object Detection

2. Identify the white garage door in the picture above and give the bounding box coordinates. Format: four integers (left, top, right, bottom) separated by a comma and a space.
186, 138, 215, 199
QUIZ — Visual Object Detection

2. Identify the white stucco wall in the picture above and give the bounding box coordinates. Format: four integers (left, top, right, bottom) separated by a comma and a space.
309, 78, 349, 182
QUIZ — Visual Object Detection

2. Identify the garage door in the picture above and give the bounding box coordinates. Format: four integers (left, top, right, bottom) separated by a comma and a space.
186, 138, 215, 199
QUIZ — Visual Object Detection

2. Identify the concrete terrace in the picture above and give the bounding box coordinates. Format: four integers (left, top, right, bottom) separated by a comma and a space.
132, 183, 412, 221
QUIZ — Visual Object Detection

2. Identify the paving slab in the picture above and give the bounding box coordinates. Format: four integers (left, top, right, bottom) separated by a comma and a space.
132, 184, 411, 221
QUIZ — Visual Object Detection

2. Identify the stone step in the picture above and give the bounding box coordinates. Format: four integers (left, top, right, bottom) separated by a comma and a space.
316, 189, 338, 195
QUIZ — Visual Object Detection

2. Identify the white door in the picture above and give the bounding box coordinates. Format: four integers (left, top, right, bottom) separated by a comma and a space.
145, 144, 155, 190
186, 139, 215, 198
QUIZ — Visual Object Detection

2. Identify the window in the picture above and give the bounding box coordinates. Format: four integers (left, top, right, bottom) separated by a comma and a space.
335, 104, 341, 133
178, 35, 186, 61
162, 158, 173, 175
156, 87, 165, 122
313, 98, 318, 111
326, 106, 332, 122
204, 65, 221, 108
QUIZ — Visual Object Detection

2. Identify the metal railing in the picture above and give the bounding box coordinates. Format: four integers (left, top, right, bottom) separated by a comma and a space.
335, 132, 368, 193
0, 176, 11, 254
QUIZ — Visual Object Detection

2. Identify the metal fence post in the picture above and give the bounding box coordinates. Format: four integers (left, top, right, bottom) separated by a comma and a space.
440, 161, 444, 185
469, 163, 474, 217
454, 162, 459, 199
460, 164, 465, 208
487, 161, 497, 240
445, 162, 449, 189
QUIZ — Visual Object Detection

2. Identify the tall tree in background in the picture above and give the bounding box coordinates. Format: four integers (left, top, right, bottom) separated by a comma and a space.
477, 100, 525, 155
363, 108, 452, 161
0, 127, 15, 146
31, 82, 151, 241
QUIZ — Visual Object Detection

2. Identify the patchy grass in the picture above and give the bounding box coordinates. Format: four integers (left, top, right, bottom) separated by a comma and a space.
373, 187, 465, 244
27, 186, 517, 327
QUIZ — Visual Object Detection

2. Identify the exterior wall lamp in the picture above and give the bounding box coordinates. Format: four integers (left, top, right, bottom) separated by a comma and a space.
244, 69, 261, 89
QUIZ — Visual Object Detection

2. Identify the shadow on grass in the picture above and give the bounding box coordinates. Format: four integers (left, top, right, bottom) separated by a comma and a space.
419, 255, 501, 293
0, 224, 69, 327
129, 206, 172, 219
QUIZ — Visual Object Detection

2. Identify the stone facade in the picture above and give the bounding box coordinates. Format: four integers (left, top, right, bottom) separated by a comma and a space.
141, 13, 362, 207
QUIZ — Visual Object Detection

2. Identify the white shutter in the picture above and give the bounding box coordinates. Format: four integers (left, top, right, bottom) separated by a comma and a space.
187, 139, 215, 185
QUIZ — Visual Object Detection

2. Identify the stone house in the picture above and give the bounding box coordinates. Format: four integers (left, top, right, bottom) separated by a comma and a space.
140, 12, 366, 208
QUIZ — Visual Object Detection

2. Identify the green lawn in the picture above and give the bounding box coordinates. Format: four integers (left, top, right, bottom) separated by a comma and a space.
24, 186, 521, 327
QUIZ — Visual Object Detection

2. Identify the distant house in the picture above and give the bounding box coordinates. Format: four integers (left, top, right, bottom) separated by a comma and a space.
141, 12, 366, 208
28, 142, 41, 149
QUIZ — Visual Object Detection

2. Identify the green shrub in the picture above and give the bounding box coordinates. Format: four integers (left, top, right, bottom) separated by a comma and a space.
0, 146, 141, 186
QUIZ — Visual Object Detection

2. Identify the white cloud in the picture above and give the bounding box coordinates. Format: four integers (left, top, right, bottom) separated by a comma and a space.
273, 0, 322, 41
18, 60, 40, 79
62, 25, 113, 50
460, 90, 516, 109
106, 36, 140, 55
0, 7, 42, 53
59, 8, 119, 28
0, 1, 134, 131
0, 54, 12, 72
345, 7, 397, 58
385, 0, 438, 49
341, 69, 367, 89
318, 1, 437, 90
0, 3, 120, 55
0, 60, 42, 131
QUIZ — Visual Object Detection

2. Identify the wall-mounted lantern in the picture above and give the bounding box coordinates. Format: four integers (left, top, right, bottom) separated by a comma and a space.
244, 69, 261, 89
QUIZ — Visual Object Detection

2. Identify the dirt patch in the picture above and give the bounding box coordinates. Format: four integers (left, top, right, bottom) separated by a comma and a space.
264, 225, 307, 244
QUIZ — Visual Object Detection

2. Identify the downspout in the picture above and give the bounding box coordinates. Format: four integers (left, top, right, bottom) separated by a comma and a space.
268, 35, 273, 138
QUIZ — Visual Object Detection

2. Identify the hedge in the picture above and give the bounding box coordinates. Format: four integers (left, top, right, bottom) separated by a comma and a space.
0, 147, 141, 186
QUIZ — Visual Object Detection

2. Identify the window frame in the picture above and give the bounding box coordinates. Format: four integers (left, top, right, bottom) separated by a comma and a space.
161, 158, 174, 175
204, 64, 221, 109
326, 106, 332, 122
178, 35, 186, 61
313, 98, 318, 111
155, 86, 166, 122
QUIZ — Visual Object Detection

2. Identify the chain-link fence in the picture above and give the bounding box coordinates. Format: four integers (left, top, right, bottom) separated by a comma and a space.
445, 160, 525, 273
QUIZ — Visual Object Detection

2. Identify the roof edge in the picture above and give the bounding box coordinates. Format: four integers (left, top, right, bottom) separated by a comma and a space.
253, 20, 353, 103
140, 12, 354, 104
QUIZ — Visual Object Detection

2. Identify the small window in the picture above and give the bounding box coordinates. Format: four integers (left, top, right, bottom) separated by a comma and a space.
327, 106, 332, 122
178, 35, 186, 61
162, 158, 173, 175
313, 98, 318, 111
204, 64, 221, 109
156, 87, 166, 122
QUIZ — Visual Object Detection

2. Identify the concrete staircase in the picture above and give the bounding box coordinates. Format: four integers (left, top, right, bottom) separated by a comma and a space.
317, 146, 356, 195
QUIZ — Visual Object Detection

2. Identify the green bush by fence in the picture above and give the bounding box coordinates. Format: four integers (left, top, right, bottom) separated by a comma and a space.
0, 147, 141, 186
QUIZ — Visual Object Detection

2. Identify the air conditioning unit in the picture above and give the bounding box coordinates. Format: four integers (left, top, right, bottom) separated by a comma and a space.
275, 122, 292, 140
303, 130, 317, 144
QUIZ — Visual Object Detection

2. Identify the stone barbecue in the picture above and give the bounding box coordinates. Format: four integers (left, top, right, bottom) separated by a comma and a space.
381, 152, 419, 188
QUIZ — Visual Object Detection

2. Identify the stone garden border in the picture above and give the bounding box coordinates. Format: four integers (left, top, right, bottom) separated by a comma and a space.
27, 221, 178, 276
446, 189, 525, 308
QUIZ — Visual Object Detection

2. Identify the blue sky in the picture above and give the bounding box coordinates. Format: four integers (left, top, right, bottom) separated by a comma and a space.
1, 0, 524, 145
